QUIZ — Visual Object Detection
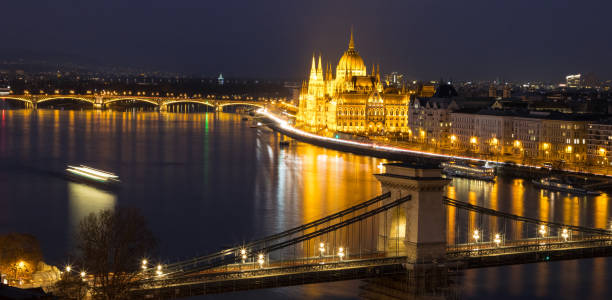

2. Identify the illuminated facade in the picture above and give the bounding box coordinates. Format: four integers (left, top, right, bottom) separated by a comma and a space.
566, 74, 581, 88
296, 30, 411, 135
450, 110, 590, 163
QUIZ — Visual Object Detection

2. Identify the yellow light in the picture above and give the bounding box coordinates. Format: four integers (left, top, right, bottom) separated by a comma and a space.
65, 266, 71, 272
561, 228, 569, 241
490, 138, 498, 145
470, 137, 477, 144
450, 135, 457, 142
542, 143, 550, 150
257, 254, 265, 267
142, 259, 147, 265
566, 145, 573, 153
539, 225, 547, 237
472, 229, 480, 241
17, 261, 25, 268
80, 271, 86, 278
514, 140, 521, 148
494, 234, 501, 246
598, 147, 606, 156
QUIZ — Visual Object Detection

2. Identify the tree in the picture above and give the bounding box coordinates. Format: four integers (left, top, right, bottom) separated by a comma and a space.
0, 233, 43, 283
76, 207, 156, 300
53, 274, 88, 300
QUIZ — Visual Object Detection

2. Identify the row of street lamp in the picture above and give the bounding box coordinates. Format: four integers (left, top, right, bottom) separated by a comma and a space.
62, 265, 87, 280
238, 242, 347, 269
471, 225, 574, 247
141, 259, 164, 276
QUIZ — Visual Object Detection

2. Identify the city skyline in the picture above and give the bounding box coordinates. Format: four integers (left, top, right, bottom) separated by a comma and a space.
2, 1, 612, 81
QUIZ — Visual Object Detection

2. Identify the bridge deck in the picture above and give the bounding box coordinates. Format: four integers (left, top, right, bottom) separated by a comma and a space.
131, 237, 612, 298
133, 256, 407, 298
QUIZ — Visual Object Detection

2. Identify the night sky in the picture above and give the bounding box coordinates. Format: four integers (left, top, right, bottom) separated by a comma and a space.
2, 0, 611, 81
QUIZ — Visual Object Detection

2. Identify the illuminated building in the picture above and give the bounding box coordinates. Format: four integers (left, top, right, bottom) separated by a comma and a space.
296, 30, 411, 135
416, 83, 436, 98
218, 73, 224, 85
488, 84, 497, 98
502, 85, 511, 99
450, 110, 591, 163
408, 98, 458, 147
384, 72, 404, 88
587, 121, 612, 166
566, 74, 581, 88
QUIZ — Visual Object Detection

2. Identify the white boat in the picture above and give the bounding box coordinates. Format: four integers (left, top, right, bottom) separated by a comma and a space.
66, 165, 120, 186
441, 161, 496, 181
532, 177, 600, 196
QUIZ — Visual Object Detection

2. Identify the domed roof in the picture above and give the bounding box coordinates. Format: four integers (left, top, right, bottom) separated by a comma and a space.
336, 30, 367, 78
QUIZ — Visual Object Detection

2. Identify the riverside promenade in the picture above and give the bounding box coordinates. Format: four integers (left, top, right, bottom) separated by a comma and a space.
256, 109, 612, 188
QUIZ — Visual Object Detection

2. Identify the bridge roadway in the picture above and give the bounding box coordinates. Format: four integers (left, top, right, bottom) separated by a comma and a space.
0, 94, 301, 112
131, 235, 612, 298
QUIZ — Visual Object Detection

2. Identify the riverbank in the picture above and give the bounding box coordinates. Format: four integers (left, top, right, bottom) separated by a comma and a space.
256, 110, 612, 191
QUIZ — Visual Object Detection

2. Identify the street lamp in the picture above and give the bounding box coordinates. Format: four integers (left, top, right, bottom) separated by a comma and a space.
539, 225, 547, 238
561, 228, 570, 241
65, 266, 71, 273
257, 254, 265, 268
493, 234, 502, 247
319, 242, 325, 257
155, 264, 163, 276
141, 259, 148, 270
472, 229, 480, 243
240, 248, 247, 263
338, 247, 345, 260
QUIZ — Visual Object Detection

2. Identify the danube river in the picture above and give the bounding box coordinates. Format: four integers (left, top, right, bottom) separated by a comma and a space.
0, 110, 610, 299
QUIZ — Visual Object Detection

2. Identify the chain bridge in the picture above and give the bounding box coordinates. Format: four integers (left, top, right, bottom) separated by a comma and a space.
128, 163, 612, 299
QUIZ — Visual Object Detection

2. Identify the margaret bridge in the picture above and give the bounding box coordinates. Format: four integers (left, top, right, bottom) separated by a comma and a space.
0, 94, 299, 112
125, 162, 612, 299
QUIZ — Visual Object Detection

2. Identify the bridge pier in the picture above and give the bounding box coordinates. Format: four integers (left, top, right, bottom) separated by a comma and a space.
374, 163, 450, 264
159, 104, 167, 112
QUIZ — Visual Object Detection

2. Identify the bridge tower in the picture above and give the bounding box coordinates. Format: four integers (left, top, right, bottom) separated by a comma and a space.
374, 163, 450, 263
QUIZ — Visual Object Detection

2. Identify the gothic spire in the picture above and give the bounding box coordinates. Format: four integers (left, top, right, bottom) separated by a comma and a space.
310, 54, 316, 80
349, 26, 355, 50
317, 55, 323, 79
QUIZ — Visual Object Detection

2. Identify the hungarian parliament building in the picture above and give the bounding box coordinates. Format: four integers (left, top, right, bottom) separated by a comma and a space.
296, 31, 411, 135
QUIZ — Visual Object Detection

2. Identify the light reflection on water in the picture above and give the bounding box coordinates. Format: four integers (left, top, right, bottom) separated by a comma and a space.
67, 182, 116, 238
0, 110, 610, 299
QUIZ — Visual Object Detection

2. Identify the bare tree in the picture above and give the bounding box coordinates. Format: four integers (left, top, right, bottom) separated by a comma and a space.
76, 207, 156, 300
53, 274, 88, 300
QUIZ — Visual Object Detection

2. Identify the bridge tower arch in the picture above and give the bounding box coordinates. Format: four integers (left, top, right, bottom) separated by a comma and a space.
374, 163, 450, 263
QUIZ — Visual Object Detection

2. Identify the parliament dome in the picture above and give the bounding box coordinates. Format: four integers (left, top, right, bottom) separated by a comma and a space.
336, 30, 367, 79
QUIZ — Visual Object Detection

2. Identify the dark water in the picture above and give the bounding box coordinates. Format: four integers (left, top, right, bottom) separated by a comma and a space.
0, 110, 610, 299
